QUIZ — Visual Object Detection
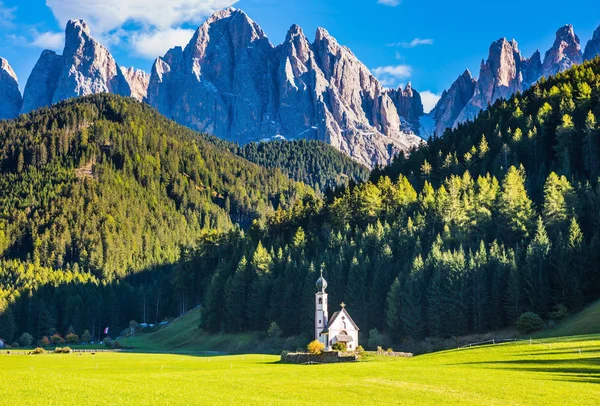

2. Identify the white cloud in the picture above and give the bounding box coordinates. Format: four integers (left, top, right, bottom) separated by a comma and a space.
388, 38, 434, 48
372, 65, 412, 88
377, 0, 401, 6
131, 28, 195, 59
45, 0, 239, 58
30, 31, 64, 51
373, 65, 412, 79
420, 90, 441, 114
0, 1, 16, 27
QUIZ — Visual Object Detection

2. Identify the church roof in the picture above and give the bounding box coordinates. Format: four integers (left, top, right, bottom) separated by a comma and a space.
334, 334, 354, 343
327, 308, 359, 331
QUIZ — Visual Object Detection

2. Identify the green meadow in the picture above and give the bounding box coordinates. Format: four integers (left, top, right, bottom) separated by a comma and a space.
1, 335, 598, 405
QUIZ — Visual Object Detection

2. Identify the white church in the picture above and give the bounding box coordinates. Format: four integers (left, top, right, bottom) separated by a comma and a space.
315, 270, 359, 350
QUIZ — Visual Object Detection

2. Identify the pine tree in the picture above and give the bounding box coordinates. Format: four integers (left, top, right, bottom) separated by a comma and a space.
224, 257, 248, 332
583, 111, 598, 175
524, 218, 552, 314
555, 114, 575, 176
385, 278, 402, 340
542, 172, 576, 236
499, 166, 535, 243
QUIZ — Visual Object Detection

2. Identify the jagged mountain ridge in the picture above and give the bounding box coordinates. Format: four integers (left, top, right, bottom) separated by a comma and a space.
3, 10, 600, 164
146, 9, 423, 168
431, 24, 599, 136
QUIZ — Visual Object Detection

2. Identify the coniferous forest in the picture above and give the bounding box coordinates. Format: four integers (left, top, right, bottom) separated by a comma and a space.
1, 58, 600, 346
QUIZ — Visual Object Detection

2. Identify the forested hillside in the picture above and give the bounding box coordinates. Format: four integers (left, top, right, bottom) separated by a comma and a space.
234, 140, 369, 193
192, 57, 600, 340
0, 94, 316, 341
2, 58, 600, 346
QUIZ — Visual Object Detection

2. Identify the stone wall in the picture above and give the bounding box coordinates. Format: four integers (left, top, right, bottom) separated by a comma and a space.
281, 351, 357, 364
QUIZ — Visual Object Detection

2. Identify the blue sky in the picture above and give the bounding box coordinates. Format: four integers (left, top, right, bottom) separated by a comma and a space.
0, 0, 598, 112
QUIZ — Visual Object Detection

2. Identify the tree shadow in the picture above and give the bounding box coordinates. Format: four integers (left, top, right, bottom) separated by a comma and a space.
455, 357, 600, 384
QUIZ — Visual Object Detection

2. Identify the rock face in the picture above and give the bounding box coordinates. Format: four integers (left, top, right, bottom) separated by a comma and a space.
430, 70, 477, 136
584, 26, 600, 61
542, 25, 583, 77
386, 83, 424, 134
121, 67, 150, 101
455, 39, 540, 125
147, 8, 422, 168
0, 58, 22, 120
22, 19, 130, 114
21, 50, 62, 114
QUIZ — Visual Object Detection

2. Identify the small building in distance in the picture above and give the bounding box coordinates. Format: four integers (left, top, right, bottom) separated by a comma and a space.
315, 271, 359, 350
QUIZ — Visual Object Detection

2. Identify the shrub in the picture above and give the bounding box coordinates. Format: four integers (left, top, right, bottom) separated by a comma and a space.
517, 312, 545, 334
331, 342, 347, 352
548, 304, 569, 321
54, 347, 73, 354
11, 342, 19, 348
267, 322, 282, 339
102, 337, 114, 347
65, 333, 79, 345
356, 345, 365, 356
368, 328, 384, 349
37, 336, 50, 347
18, 332, 33, 347
32, 347, 46, 354
50, 333, 65, 345
307, 340, 325, 355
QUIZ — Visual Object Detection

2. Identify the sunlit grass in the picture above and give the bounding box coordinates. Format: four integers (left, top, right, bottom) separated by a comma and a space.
1, 335, 598, 405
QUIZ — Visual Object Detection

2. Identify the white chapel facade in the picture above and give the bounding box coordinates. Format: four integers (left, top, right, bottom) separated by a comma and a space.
315, 271, 359, 350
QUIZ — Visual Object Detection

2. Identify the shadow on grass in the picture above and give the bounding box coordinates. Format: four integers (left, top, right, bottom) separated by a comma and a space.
520, 348, 600, 357
453, 357, 600, 384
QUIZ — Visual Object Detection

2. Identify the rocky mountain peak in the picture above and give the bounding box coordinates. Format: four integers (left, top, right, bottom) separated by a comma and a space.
430, 69, 477, 136
282, 24, 311, 63
584, 25, 600, 61
66, 19, 90, 37
543, 24, 583, 77
0, 57, 22, 119
387, 83, 424, 134
21, 19, 131, 114
1, 57, 18, 82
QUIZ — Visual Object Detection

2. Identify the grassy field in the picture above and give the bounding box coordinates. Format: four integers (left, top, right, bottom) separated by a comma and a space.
544, 300, 600, 337
1, 334, 598, 405
120, 309, 294, 354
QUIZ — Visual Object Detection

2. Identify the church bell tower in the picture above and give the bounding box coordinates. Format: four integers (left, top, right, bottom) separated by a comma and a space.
315, 269, 329, 346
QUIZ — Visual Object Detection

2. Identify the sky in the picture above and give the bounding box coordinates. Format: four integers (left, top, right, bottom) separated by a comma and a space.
0, 0, 598, 113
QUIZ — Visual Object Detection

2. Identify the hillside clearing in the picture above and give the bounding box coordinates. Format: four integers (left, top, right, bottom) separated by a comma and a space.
1, 335, 598, 405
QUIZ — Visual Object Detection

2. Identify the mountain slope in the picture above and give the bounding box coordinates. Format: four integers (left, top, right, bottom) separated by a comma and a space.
234, 140, 369, 193
0, 94, 312, 279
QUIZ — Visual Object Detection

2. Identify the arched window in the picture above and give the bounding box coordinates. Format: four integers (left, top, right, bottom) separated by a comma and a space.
318, 298, 323, 304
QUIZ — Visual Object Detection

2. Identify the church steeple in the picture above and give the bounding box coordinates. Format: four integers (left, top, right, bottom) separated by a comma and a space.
315, 268, 329, 346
